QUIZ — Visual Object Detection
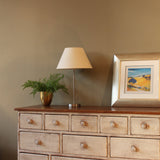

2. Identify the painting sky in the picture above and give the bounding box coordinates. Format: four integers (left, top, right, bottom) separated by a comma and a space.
128, 68, 151, 78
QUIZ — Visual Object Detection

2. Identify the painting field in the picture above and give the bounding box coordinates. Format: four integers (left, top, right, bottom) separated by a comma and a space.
127, 68, 151, 92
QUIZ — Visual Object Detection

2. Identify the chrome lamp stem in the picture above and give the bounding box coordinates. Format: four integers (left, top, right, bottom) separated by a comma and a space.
68, 69, 80, 108
73, 69, 75, 105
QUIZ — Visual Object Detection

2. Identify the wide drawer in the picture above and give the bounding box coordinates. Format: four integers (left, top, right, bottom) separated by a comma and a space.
131, 117, 160, 135
19, 153, 49, 160
45, 114, 69, 131
20, 132, 59, 153
20, 113, 42, 129
52, 156, 95, 160
111, 137, 160, 159
71, 115, 98, 133
63, 135, 107, 157
100, 116, 128, 135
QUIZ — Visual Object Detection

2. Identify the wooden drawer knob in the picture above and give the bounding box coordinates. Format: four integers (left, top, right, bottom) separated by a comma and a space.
80, 142, 88, 149
80, 120, 87, 127
53, 120, 59, 125
141, 122, 148, 129
34, 139, 42, 145
27, 118, 33, 124
110, 121, 116, 128
131, 145, 138, 152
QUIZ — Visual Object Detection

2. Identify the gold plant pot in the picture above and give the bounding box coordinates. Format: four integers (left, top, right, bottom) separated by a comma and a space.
40, 92, 53, 106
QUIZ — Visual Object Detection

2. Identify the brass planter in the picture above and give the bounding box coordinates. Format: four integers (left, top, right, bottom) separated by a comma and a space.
40, 92, 53, 106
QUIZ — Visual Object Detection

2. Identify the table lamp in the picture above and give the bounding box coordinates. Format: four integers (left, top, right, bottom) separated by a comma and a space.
57, 47, 92, 108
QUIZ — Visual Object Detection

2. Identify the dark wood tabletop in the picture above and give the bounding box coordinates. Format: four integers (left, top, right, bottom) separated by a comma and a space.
14, 105, 160, 115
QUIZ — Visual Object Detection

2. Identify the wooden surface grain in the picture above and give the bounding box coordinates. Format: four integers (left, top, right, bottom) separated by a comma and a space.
15, 105, 160, 115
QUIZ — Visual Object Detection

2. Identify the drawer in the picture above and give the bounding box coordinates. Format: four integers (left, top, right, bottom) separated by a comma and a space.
131, 117, 160, 135
20, 132, 59, 153
111, 137, 160, 159
52, 156, 95, 160
45, 114, 69, 131
100, 116, 128, 135
71, 115, 98, 132
19, 153, 49, 160
20, 113, 42, 129
63, 135, 107, 157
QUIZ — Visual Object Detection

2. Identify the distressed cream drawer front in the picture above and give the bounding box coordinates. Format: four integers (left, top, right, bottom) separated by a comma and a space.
20, 113, 42, 129
63, 135, 107, 157
52, 156, 94, 160
19, 153, 49, 160
45, 114, 69, 131
111, 137, 160, 159
100, 116, 128, 135
20, 132, 59, 153
53, 157, 133, 160
71, 115, 98, 132
131, 117, 160, 135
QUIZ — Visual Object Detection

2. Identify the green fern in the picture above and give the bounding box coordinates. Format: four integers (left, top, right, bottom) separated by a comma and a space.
22, 74, 68, 96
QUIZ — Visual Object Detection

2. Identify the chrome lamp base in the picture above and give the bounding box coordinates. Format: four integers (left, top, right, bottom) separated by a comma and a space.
68, 103, 81, 108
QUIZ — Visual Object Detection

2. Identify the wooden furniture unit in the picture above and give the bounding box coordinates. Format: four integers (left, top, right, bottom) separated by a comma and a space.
15, 105, 160, 160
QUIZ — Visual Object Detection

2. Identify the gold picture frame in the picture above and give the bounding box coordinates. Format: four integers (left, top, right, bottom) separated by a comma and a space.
111, 53, 160, 107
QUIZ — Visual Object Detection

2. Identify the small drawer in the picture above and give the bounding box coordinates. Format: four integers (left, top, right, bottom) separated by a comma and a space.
52, 156, 95, 160
131, 117, 160, 135
19, 153, 49, 160
100, 116, 128, 135
71, 115, 98, 133
45, 114, 69, 131
63, 135, 107, 157
20, 132, 59, 153
20, 113, 42, 130
111, 137, 160, 159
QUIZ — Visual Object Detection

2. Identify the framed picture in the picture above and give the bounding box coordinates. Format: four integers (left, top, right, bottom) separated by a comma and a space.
111, 53, 160, 107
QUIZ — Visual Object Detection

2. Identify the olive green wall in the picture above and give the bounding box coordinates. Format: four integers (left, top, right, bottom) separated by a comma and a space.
1, 0, 160, 159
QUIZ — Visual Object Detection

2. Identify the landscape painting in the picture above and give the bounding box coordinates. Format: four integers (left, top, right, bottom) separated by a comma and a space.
127, 67, 151, 92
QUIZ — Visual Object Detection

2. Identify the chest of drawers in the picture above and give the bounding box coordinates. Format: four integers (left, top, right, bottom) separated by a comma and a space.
15, 105, 160, 160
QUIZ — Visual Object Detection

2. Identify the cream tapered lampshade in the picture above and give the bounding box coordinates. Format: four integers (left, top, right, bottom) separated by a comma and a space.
57, 48, 92, 69
56, 47, 92, 108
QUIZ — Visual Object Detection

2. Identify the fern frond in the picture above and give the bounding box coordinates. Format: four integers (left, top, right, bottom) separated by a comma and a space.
22, 74, 68, 96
